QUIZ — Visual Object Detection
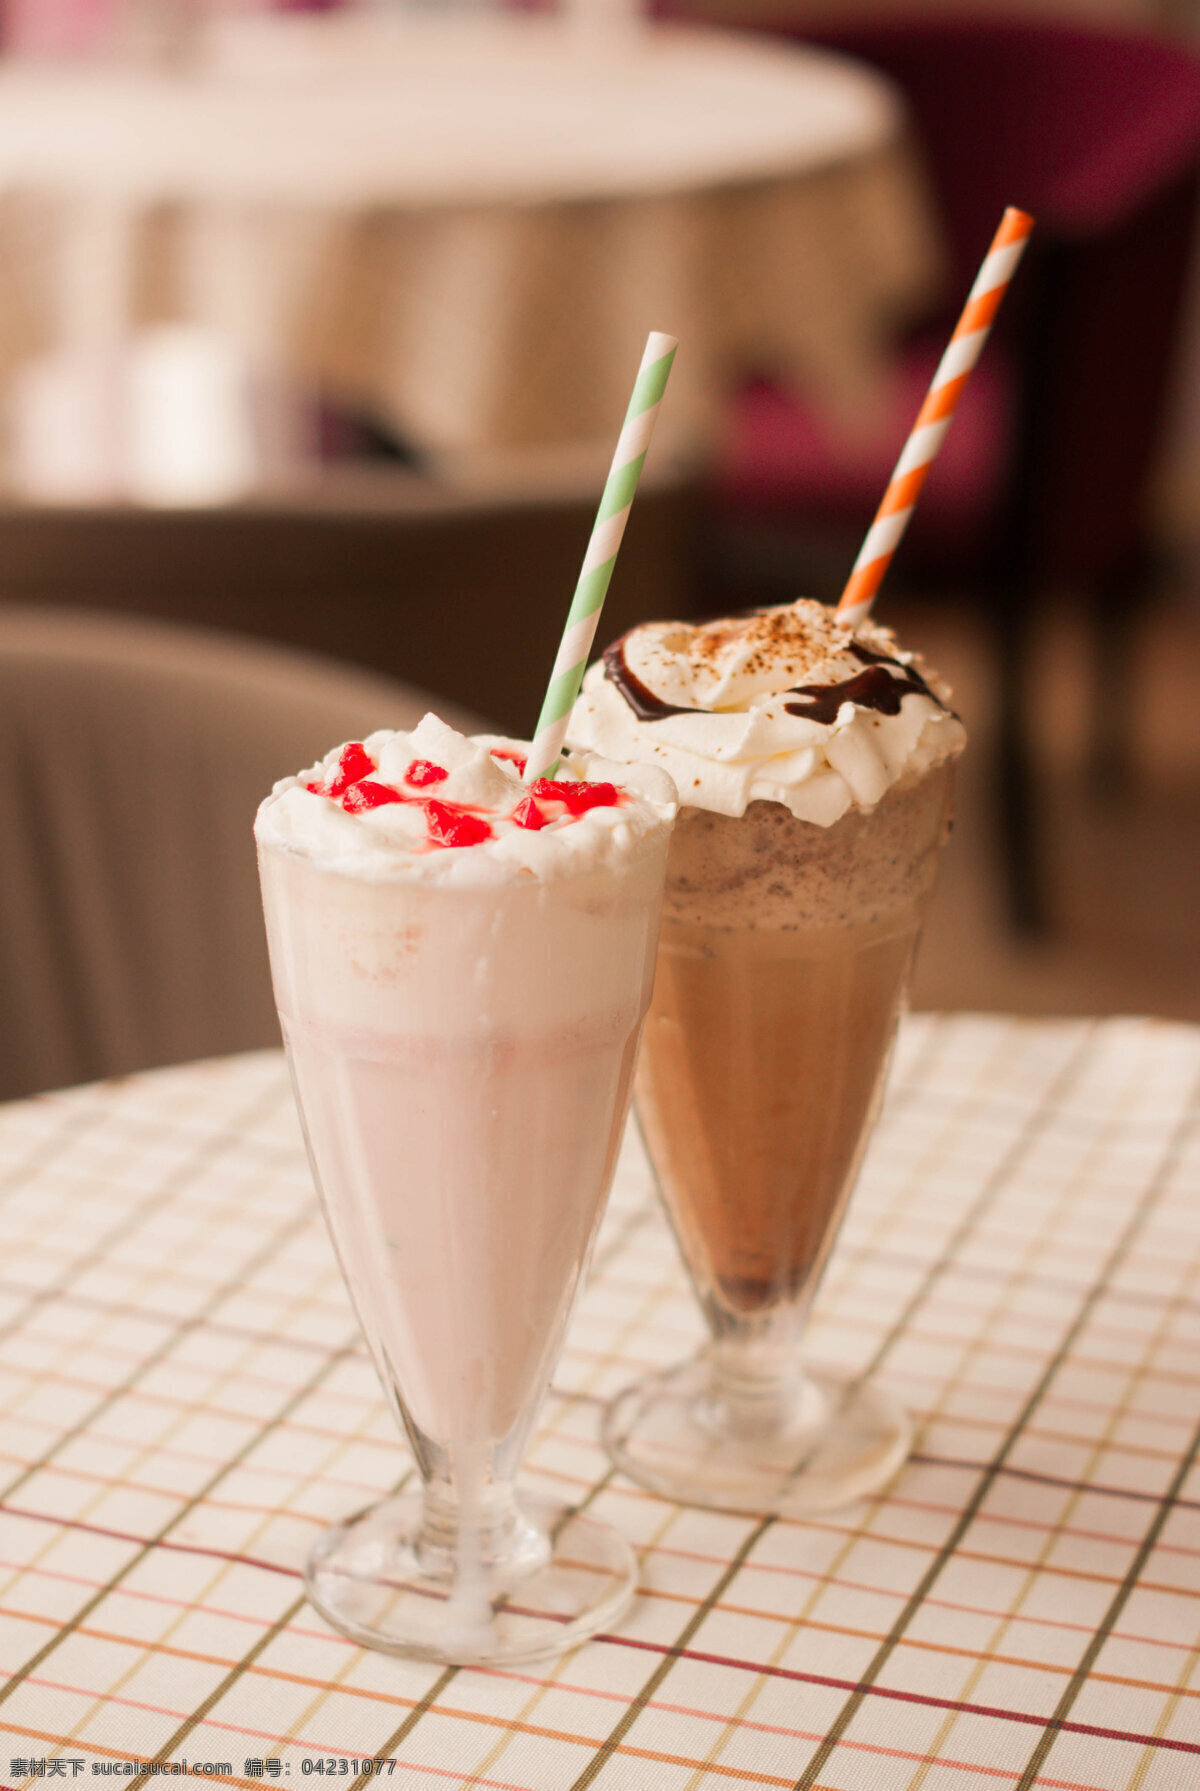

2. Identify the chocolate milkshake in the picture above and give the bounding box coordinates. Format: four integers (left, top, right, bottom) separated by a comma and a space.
569, 600, 964, 1513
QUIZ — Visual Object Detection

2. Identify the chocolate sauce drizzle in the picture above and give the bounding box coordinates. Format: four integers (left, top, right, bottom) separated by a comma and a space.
603, 633, 946, 724
602, 639, 697, 720
782, 641, 942, 723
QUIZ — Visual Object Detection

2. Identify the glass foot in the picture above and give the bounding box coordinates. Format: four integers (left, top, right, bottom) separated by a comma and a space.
602, 1356, 911, 1516
306, 1490, 636, 1665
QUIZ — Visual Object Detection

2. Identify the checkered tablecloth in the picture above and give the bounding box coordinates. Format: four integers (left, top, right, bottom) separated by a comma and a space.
0, 1014, 1197, 1791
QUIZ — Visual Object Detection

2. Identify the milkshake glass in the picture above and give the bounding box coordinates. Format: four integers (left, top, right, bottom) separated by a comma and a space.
255, 714, 676, 1662
569, 601, 965, 1515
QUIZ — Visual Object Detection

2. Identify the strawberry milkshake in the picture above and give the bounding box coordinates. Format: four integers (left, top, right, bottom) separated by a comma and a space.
256, 713, 675, 1662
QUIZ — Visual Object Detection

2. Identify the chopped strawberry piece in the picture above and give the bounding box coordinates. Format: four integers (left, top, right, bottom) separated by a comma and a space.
529, 778, 574, 804
302, 779, 325, 795
570, 781, 621, 812
490, 747, 528, 774
342, 779, 405, 812
511, 794, 546, 831
530, 777, 621, 814
405, 759, 448, 788
424, 800, 494, 848
328, 742, 376, 797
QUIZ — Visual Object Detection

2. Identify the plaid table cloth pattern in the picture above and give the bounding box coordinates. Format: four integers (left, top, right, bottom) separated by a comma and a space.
0, 1013, 1196, 1790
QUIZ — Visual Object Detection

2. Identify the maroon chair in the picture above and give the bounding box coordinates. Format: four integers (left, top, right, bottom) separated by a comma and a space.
663, 10, 1200, 930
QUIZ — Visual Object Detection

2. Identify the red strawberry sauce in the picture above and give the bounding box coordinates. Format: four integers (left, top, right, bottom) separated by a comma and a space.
305, 742, 624, 848
489, 747, 528, 774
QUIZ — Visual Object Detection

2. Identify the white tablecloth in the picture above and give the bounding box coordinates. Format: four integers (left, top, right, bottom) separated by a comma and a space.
0, 13, 941, 482
0, 1016, 1197, 1781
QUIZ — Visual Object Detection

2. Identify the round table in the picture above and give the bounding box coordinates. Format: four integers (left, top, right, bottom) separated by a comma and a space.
0, 11, 942, 497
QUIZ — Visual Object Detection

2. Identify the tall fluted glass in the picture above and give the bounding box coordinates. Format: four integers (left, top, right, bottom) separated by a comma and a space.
603, 762, 956, 1515
258, 824, 670, 1664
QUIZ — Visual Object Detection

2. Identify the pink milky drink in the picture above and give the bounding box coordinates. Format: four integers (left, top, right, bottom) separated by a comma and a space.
255, 714, 675, 1664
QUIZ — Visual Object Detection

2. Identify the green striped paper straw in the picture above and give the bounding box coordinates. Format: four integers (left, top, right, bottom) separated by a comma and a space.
524, 329, 678, 783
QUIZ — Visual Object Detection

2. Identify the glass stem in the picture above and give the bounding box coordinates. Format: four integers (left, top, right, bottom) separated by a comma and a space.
705, 1319, 827, 1442
413, 1454, 548, 1593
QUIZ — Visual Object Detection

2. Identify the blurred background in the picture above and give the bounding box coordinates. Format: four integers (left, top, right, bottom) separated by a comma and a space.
0, 0, 1198, 1099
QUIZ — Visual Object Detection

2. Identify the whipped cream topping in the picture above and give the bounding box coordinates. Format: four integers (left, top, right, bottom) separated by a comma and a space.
568, 600, 966, 825
255, 712, 677, 885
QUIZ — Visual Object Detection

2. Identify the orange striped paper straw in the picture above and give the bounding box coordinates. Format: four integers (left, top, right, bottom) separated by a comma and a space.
836, 205, 1034, 627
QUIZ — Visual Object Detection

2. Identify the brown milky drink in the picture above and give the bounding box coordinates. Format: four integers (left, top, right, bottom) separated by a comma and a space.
641, 769, 952, 1328
569, 599, 965, 1513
